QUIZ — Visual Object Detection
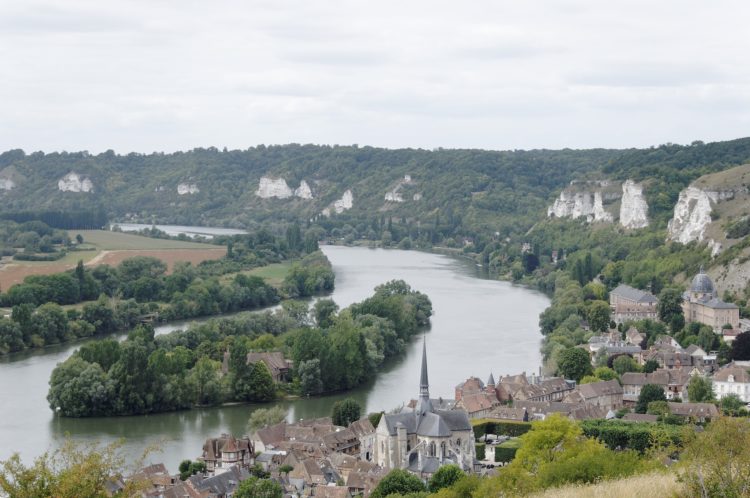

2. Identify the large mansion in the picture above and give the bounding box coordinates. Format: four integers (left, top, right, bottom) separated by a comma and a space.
682, 268, 740, 331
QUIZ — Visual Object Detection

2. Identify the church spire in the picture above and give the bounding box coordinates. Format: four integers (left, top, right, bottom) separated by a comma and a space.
416, 336, 432, 415
420, 336, 429, 396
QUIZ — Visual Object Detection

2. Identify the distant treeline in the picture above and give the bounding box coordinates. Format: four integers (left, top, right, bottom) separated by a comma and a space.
0, 209, 107, 229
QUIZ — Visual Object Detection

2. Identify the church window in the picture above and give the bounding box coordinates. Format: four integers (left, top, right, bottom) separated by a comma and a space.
429, 442, 436, 457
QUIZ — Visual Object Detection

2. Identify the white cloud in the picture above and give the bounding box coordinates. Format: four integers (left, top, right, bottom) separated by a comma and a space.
1, 0, 749, 152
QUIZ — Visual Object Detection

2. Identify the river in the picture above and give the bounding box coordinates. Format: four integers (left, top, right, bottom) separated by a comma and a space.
0, 246, 549, 472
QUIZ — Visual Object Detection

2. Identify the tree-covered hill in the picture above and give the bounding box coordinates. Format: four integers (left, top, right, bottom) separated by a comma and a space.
0, 146, 618, 237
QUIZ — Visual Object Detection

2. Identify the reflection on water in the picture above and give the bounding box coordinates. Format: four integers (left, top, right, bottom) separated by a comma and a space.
0, 246, 549, 472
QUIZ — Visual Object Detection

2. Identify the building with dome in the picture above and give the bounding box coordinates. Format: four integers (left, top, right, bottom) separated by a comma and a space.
682, 267, 739, 331
373, 341, 476, 477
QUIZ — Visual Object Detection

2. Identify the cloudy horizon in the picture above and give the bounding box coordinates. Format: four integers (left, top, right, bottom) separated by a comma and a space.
2, 0, 749, 154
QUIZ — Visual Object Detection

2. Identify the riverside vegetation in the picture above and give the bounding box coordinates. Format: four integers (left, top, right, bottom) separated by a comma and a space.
0, 225, 332, 355
47, 279, 431, 416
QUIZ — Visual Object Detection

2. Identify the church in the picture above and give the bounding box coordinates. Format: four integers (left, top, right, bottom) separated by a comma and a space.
372, 340, 476, 477
682, 267, 740, 331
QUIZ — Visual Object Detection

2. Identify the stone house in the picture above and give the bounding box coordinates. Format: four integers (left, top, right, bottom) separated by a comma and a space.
668, 402, 719, 422
713, 364, 750, 402
563, 379, 623, 411
609, 284, 658, 324
199, 434, 254, 475
621, 371, 670, 403
682, 268, 740, 331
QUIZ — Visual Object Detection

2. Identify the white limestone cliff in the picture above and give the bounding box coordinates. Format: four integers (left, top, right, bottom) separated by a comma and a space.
548, 191, 601, 221
322, 190, 354, 217
177, 183, 199, 195
619, 180, 649, 229
413, 193, 422, 201
294, 180, 313, 199
334, 190, 353, 213
58, 172, 93, 193
593, 192, 613, 222
384, 191, 404, 202
667, 186, 717, 244
0, 178, 15, 190
256, 176, 293, 199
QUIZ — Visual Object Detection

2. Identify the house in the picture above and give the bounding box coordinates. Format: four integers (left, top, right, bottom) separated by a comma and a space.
246, 351, 293, 383
563, 379, 623, 411
187, 465, 250, 498
625, 327, 646, 348
713, 364, 750, 402
621, 371, 670, 403
315, 485, 353, 498
485, 406, 528, 422
495, 373, 573, 403
348, 419, 376, 462
682, 268, 740, 331
667, 402, 719, 422
609, 284, 658, 324
621, 413, 659, 423
512, 400, 608, 421
374, 341, 475, 477
128, 463, 176, 496
199, 434, 254, 474
723, 328, 742, 345
323, 428, 360, 456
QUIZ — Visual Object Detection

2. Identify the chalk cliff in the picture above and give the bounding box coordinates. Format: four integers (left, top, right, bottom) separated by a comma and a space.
58, 172, 93, 193
256, 177, 293, 199
177, 183, 199, 195
667, 186, 728, 244
619, 180, 649, 229
294, 180, 314, 199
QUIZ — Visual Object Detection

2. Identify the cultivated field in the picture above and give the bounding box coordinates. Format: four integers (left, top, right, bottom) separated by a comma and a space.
0, 230, 226, 290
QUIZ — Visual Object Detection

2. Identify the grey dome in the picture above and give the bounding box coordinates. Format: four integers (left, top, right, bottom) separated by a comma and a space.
690, 268, 715, 295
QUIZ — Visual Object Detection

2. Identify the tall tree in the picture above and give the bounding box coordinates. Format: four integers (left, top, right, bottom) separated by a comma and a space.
557, 347, 593, 382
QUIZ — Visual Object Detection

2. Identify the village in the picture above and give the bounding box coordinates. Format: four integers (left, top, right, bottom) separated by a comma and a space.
108, 268, 749, 498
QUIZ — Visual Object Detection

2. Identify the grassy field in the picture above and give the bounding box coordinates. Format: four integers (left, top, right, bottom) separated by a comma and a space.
71, 230, 213, 250
0, 230, 225, 290
527, 471, 684, 498
222, 261, 293, 288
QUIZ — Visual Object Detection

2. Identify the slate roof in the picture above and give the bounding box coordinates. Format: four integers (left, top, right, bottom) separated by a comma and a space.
621, 371, 670, 387
611, 284, 658, 304
577, 379, 623, 398
668, 402, 719, 418
189, 466, 249, 495
714, 365, 750, 383
622, 413, 659, 422
382, 408, 471, 437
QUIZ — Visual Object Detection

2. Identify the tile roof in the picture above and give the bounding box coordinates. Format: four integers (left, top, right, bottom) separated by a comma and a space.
611, 284, 658, 304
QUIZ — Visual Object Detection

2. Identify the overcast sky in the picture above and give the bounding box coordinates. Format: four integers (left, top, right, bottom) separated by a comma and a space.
1, 0, 749, 153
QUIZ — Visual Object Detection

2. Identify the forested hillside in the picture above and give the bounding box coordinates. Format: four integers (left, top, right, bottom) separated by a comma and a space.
0, 146, 617, 239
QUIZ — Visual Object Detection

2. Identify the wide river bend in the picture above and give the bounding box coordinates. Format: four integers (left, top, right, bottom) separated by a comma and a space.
0, 246, 549, 471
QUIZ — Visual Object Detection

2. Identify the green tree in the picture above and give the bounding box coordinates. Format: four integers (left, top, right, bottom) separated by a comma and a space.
586, 300, 611, 333
642, 359, 659, 373
234, 476, 283, 498
635, 384, 666, 414
247, 406, 287, 434
298, 359, 323, 395
557, 347, 593, 382
719, 393, 745, 416
370, 469, 426, 498
428, 464, 464, 493
592, 366, 618, 381
730, 331, 750, 361
332, 398, 361, 427
657, 288, 683, 325
188, 357, 224, 406
612, 355, 640, 375
679, 417, 750, 497
687, 375, 714, 403
244, 362, 276, 402
0, 439, 150, 498
313, 299, 339, 328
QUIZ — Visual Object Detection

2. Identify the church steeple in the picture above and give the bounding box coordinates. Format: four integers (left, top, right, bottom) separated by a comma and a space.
416, 337, 432, 415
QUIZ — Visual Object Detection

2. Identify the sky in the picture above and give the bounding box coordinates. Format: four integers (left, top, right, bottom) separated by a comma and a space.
1, 0, 749, 153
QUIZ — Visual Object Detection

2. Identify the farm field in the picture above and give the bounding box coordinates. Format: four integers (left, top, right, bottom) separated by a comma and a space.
0, 230, 226, 290
244, 261, 293, 288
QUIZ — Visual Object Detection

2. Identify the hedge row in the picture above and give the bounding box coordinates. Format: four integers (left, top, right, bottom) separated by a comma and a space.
475, 443, 486, 460
580, 420, 684, 454
472, 420, 532, 439
13, 251, 67, 261
495, 445, 518, 463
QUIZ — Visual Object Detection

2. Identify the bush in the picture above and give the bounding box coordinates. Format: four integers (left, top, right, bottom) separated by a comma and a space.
580, 419, 683, 453
475, 443, 486, 460
473, 420, 532, 440
495, 441, 519, 463
13, 251, 66, 261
